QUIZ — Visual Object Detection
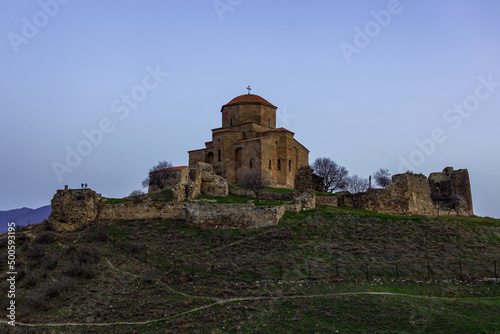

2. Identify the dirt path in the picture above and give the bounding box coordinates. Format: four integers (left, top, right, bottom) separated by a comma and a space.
0, 291, 489, 328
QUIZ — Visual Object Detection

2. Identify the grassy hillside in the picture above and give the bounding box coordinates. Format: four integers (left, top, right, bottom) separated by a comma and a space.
0, 206, 499, 333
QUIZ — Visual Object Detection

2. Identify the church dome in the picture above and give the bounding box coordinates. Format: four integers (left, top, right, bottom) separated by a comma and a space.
223, 94, 276, 109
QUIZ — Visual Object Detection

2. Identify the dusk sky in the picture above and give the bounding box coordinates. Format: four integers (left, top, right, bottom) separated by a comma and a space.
1, 0, 499, 218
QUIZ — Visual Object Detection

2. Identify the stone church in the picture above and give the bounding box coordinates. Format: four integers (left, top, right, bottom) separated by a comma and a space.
188, 92, 309, 188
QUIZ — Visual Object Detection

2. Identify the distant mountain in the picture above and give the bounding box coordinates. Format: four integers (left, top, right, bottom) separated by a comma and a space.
0, 205, 51, 233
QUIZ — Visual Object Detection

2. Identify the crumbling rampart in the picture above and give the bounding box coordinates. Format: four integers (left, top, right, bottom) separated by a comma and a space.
48, 186, 101, 232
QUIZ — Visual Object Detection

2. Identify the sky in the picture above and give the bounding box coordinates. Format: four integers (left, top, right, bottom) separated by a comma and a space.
1, 0, 499, 218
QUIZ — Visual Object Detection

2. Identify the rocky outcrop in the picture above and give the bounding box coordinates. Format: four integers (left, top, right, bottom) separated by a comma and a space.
48, 186, 101, 232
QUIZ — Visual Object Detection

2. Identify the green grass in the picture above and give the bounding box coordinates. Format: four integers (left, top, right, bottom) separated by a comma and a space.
101, 197, 133, 204
102, 188, 173, 205
148, 188, 173, 202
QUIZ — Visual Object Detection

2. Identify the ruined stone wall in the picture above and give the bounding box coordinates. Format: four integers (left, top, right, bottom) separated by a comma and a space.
315, 196, 339, 207
429, 167, 473, 216
294, 166, 313, 193
153, 162, 228, 201
186, 202, 285, 229
98, 202, 187, 220
228, 187, 294, 201
339, 173, 437, 217
48, 187, 101, 232
50, 186, 285, 230
149, 168, 189, 193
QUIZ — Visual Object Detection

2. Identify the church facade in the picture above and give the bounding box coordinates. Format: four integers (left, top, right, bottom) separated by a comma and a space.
188, 92, 309, 188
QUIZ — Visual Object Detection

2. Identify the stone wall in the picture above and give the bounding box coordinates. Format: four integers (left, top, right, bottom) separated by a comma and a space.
228, 187, 294, 201
186, 202, 285, 229
48, 186, 101, 232
338, 173, 437, 217
294, 166, 313, 193
50, 186, 286, 230
429, 167, 473, 216
315, 195, 339, 207
98, 202, 187, 220
100, 202, 287, 229
149, 167, 189, 193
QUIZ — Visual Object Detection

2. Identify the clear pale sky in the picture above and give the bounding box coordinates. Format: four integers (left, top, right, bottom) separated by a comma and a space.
1, 0, 499, 218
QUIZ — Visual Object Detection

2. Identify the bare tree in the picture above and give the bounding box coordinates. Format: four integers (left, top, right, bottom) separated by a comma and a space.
129, 190, 145, 203
141, 161, 173, 189
238, 169, 272, 199
344, 175, 369, 194
373, 168, 391, 188
311, 157, 349, 192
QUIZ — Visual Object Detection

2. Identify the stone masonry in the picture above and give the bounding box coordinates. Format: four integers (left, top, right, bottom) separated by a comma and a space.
50, 186, 285, 231
188, 93, 309, 188
48, 186, 102, 232
331, 168, 474, 217
186, 202, 285, 229
157, 162, 228, 201
429, 167, 473, 216
355, 173, 437, 216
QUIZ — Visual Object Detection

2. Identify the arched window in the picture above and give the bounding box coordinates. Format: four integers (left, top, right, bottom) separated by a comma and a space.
235, 148, 242, 169
249, 158, 253, 168
206, 152, 214, 164
230, 119, 233, 126
269, 160, 272, 170
218, 149, 221, 162
278, 159, 281, 171
289, 160, 291, 172
267, 119, 270, 127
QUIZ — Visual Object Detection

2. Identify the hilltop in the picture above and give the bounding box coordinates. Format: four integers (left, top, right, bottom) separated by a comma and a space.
1, 206, 499, 333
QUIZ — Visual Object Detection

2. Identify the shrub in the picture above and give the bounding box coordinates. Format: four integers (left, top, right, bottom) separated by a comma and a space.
127, 242, 145, 254
41, 254, 59, 271
41, 219, 53, 231
15, 267, 26, 282
142, 267, 156, 284
63, 246, 100, 278
129, 190, 145, 203
65, 244, 77, 254
26, 292, 49, 311
74, 245, 100, 264
16, 232, 30, 245
42, 277, 74, 299
21, 272, 39, 288
91, 226, 108, 242
28, 244, 46, 259
64, 262, 96, 279
34, 231, 56, 244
